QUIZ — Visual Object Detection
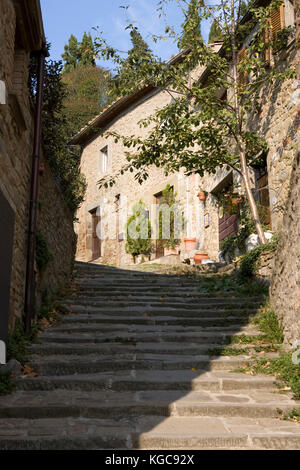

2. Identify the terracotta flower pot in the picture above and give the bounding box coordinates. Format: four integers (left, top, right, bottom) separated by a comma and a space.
194, 253, 209, 265
198, 191, 206, 201
231, 197, 241, 206
184, 237, 197, 251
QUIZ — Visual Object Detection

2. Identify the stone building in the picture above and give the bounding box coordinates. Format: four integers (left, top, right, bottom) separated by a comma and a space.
71, 0, 298, 268
0, 0, 76, 351
270, 0, 300, 347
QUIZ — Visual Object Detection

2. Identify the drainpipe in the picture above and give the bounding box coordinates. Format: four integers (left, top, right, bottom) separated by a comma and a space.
24, 47, 46, 333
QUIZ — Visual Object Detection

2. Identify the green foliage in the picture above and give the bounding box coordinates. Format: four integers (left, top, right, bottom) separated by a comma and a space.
108, 27, 153, 101
208, 20, 223, 43
180, 0, 203, 49
29, 46, 86, 215
239, 234, 279, 279
272, 26, 293, 53
62, 65, 112, 137
79, 32, 96, 67
62, 32, 96, 73
242, 353, 300, 399
95, 0, 296, 244
280, 408, 300, 422
125, 200, 153, 259
0, 372, 15, 396
197, 274, 269, 297
221, 198, 271, 262
7, 317, 38, 365
253, 307, 284, 343
158, 184, 182, 249
61, 34, 80, 73
36, 232, 53, 272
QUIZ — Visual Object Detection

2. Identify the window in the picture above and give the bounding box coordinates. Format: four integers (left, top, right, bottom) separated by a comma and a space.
270, 3, 285, 38
99, 146, 109, 174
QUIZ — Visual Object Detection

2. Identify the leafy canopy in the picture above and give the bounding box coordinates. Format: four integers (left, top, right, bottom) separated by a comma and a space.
62, 32, 96, 73
29, 46, 86, 215
94, 0, 295, 243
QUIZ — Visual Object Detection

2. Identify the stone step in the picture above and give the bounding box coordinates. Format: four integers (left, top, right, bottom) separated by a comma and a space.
0, 415, 299, 450
75, 289, 264, 301
60, 311, 255, 326
75, 278, 208, 286
40, 323, 259, 336
75, 284, 252, 297
38, 329, 261, 345
54, 316, 252, 330
30, 341, 272, 357
27, 353, 278, 376
66, 305, 258, 317
76, 287, 227, 295
15, 370, 277, 393
62, 298, 262, 309
0, 390, 298, 420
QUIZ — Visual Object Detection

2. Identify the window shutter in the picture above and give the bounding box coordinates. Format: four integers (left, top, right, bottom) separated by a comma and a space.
270, 3, 285, 38
237, 47, 248, 85
260, 23, 271, 65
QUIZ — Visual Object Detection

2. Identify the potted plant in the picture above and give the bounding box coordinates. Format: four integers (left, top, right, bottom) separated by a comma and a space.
197, 190, 207, 201
125, 201, 153, 263
158, 184, 182, 254
184, 237, 197, 251
194, 253, 210, 265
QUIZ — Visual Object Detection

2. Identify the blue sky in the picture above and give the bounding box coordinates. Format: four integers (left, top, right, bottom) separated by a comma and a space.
40, 0, 210, 71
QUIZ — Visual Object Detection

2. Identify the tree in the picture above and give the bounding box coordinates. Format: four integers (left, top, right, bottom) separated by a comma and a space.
208, 20, 223, 43
108, 27, 153, 100
62, 34, 79, 73
62, 33, 96, 73
96, 0, 295, 244
62, 65, 112, 137
79, 32, 96, 67
181, 0, 203, 49
29, 49, 86, 215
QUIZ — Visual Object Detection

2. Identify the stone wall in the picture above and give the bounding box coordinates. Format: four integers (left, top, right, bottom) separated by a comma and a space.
0, 0, 32, 330
36, 153, 77, 308
270, 4, 300, 347
0, 0, 76, 332
270, 151, 300, 347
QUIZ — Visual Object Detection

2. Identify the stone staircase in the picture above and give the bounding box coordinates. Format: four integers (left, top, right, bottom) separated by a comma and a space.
0, 261, 299, 450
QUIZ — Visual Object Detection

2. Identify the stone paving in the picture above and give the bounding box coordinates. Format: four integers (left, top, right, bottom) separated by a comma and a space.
0, 261, 299, 449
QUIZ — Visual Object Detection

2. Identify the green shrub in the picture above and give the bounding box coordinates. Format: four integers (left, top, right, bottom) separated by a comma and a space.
7, 317, 38, 365
253, 308, 284, 344
36, 232, 53, 272
221, 199, 272, 262
158, 184, 182, 250
0, 372, 15, 396
239, 234, 279, 279
252, 353, 300, 399
125, 200, 153, 259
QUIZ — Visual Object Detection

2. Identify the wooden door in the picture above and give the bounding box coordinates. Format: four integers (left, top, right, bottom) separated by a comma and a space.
257, 173, 271, 228
219, 210, 238, 243
91, 210, 101, 260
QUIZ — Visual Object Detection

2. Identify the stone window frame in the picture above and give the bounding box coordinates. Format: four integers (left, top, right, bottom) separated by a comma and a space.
99, 145, 109, 175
